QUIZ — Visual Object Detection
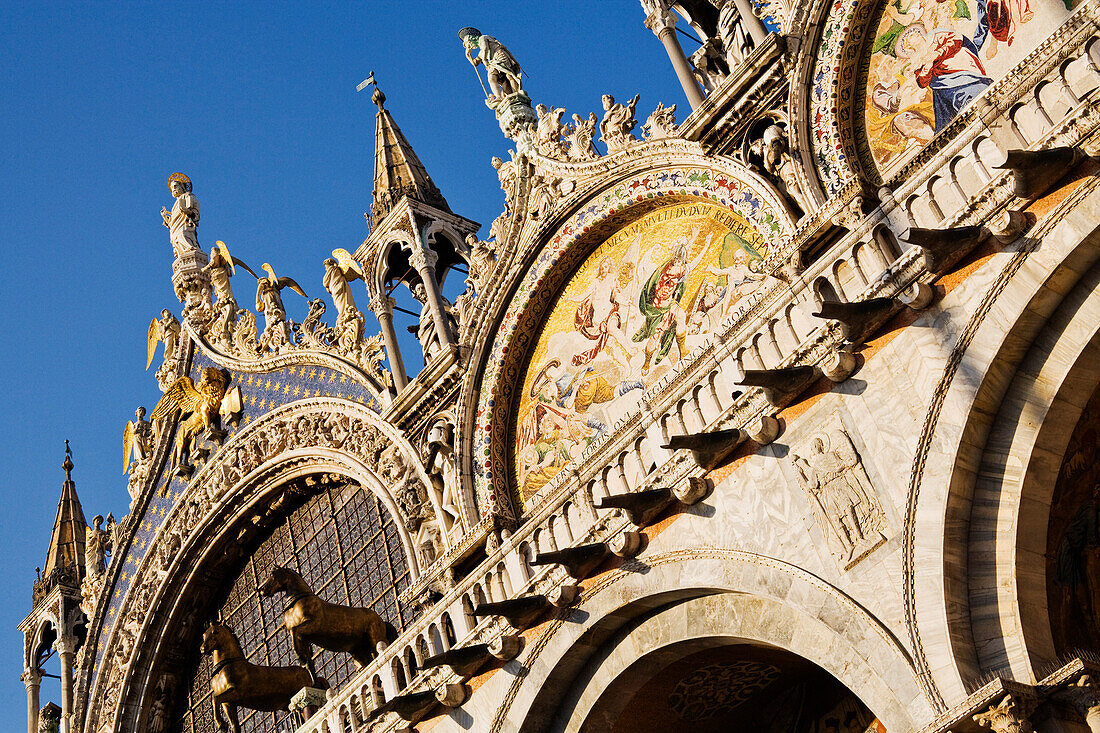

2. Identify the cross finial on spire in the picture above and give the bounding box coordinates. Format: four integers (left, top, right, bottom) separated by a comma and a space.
357, 70, 385, 109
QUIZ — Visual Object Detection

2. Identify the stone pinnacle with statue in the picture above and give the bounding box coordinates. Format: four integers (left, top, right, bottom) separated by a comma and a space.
459, 27, 537, 143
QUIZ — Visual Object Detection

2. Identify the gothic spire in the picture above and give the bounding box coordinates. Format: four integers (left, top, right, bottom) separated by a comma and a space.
367, 75, 450, 224
42, 441, 87, 581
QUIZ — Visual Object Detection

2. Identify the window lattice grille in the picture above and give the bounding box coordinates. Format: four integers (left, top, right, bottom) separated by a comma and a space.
173, 482, 410, 733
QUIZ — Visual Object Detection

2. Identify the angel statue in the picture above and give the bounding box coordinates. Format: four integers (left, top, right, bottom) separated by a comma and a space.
160, 172, 200, 258
253, 263, 307, 353
122, 406, 154, 493
323, 249, 367, 355
459, 27, 523, 102
147, 309, 182, 391
202, 240, 258, 349
151, 366, 231, 470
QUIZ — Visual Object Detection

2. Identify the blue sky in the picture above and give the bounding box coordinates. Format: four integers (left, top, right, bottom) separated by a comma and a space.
0, 1, 687, 715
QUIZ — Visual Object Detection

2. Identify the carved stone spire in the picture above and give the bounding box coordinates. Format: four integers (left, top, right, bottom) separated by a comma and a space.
41, 441, 87, 583
368, 77, 450, 224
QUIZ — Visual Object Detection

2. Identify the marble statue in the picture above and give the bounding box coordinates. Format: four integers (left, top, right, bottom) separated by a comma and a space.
459, 27, 523, 101
323, 248, 367, 354
254, 263, 306, 353
203, 241, 257, 349
160, 172, 200, 257
491, 155, 518, 206
599, 94, 640, 153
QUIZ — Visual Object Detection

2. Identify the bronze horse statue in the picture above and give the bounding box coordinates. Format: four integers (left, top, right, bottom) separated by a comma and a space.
259, 565, 394, 683
200, 622, 313, 733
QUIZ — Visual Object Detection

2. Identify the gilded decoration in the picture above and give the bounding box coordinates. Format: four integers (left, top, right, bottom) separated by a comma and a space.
859, 0, 1071, 175
513, 202, 771, 508
471, 162, 793, 521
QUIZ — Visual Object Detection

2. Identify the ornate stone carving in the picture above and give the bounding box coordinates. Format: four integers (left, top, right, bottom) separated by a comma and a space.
38, 703, 60, 733
691, 38, 729, 92
381, 444, 432, 532
973, 695, 1034, 733
492, 155, 519, 209
160, 172, 200, 258
642, 102, 679, 140
791, 423, 887, 568
567, 112, 601, 160
535, 104, 571, 158
599, 94, 640, 153
1055, 676, 1100, 733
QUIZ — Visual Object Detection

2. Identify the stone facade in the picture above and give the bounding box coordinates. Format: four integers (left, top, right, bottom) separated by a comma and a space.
19, 2, 1100, 732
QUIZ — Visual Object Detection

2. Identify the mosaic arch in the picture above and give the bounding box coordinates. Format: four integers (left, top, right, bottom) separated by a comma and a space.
809, 0, 1076, 192
470, 162, 795, 519
513, 202, 769, 505
860, 0, 1074, 175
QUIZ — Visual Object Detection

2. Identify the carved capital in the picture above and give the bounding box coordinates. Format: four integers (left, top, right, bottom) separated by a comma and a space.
367, 295, 397, 319
54, 634, 78, 656
973, 695, 1034, 733
1055, 676, 1100, 731
642, 0, 677, 36
408, 246, 439, 273
21, 668, 41, 687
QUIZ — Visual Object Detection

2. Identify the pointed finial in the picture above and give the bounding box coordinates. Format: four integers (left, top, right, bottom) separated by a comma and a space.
63, 440, 73, 475
357, 71, 385, 109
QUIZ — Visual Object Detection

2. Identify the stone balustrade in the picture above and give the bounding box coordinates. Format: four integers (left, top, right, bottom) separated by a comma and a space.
294, 20, 1100, 733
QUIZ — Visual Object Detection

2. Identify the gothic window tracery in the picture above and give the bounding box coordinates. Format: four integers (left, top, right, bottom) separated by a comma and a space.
173, 481, 410, 733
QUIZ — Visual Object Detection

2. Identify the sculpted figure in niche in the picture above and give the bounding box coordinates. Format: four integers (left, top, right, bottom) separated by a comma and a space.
718, 4, 756, 67
751, 123, 812, 216
792, 428, 887, 567
464, 233, 497, 293
599, 94, 640, 153
161, 172, 200, 257
459, 27, 523, 101
568, 112, 601, 160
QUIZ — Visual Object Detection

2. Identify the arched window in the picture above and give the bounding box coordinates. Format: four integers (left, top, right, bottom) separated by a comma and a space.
173, 479, 411, 733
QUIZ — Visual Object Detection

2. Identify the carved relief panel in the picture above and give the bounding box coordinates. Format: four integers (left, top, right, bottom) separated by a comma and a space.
789, 416, 888, 569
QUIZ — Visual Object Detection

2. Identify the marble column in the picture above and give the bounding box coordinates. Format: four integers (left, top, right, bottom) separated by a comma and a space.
408, 247, 454, 351
729, 0, 769, 44
369, 296, 408, 390
56, 636, 75, 733
642, 2, 706, 110
22, 668, 40, 733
